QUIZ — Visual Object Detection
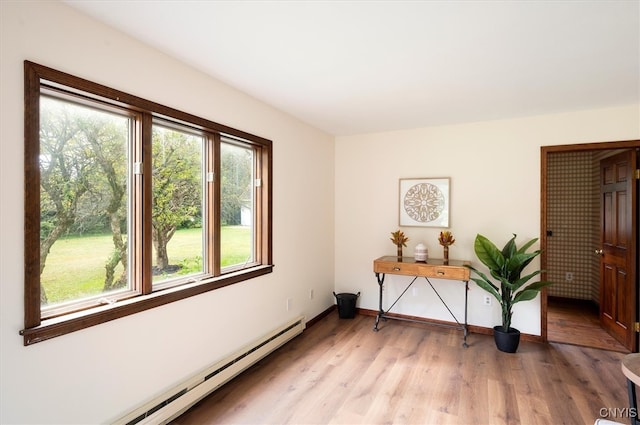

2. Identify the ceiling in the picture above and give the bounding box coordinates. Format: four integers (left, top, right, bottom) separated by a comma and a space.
64, 0, 639, 136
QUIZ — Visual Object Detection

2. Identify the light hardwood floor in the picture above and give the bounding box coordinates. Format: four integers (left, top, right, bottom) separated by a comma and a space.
172, 313, 629, 425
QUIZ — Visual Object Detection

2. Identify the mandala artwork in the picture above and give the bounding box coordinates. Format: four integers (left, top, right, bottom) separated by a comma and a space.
403, 183, 445, 223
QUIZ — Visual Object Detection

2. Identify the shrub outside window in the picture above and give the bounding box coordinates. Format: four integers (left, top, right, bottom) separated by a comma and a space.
22, 61, 273, 345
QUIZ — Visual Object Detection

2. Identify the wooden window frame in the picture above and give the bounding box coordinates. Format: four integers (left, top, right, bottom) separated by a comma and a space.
21, 61, 273, 345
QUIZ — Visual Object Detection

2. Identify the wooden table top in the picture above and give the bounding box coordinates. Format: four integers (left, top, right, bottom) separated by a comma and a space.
373, 256, 470, 281
621, 353, 640, 386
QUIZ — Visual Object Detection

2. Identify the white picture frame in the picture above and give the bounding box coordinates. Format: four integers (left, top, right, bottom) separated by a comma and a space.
399, 177, 450, 227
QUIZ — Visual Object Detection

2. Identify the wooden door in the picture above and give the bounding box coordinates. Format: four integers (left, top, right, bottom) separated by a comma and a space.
599, 149, 638, 351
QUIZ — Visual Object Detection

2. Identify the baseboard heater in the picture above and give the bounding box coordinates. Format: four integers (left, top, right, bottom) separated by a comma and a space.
113, 316, 306, 425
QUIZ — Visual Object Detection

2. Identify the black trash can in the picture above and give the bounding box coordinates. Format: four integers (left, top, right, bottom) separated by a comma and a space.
333, 291, 360, 319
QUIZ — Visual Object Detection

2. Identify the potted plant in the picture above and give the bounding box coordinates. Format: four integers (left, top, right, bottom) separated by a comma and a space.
466, 233, 552, 353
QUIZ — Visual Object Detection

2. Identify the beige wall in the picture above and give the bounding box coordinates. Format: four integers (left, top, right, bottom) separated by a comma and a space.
2, 1, 639, 424
334, 106, 639, 335
0, 1, 334, 423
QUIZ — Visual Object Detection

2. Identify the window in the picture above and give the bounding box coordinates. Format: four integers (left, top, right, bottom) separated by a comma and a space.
22, 61, 273, 345
151, 124, 206, 288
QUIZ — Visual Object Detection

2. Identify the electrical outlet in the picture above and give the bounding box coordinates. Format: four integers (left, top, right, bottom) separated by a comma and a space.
286, 298, 292, 311
309, 289, 314, 300
483, 295, 492, 306
565, 272, 574, 282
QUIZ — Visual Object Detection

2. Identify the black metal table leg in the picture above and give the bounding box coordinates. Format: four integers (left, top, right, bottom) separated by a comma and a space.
463, 280, 469, 348
374, 272, 385, 331
627, 378, 639, 425
371, 257, 471, 349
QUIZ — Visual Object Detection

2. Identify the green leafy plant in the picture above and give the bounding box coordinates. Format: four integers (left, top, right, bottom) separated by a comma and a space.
466, 234, 553, 332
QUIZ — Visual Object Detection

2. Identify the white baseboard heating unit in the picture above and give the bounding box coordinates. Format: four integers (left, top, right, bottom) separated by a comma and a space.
113, 316, 306, 425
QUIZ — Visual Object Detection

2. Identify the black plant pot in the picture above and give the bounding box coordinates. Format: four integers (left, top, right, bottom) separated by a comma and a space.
493, 326, 521, 353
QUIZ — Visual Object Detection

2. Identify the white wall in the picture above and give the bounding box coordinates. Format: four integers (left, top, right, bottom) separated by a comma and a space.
0, 2, 334, 424
335, 106, 639, 335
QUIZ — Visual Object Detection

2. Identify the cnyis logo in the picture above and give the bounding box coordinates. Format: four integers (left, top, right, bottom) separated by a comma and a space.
599, 407, 638, 419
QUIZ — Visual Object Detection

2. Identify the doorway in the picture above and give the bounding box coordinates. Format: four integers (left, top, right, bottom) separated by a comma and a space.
547, 296, 628, 352
541, 140, 639, 352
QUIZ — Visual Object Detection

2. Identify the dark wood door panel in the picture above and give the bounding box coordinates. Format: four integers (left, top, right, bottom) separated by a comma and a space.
599, 149, 637, 351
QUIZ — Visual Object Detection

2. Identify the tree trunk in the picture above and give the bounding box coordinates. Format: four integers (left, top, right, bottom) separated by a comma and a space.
39, 212, 75, 304
85, 128, 127, 292
153, 224, 176, 272
103, 211, 127, 291
153, 231, 169, 270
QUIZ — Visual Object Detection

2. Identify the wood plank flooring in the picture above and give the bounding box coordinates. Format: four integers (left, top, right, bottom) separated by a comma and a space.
547, 297, 629, 353
172, 313, 630, 425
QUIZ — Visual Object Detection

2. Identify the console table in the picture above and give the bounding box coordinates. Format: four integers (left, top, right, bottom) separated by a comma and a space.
373, 256, 471, 347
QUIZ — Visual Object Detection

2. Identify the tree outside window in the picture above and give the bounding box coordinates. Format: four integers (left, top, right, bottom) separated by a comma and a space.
22, 61, 273, 345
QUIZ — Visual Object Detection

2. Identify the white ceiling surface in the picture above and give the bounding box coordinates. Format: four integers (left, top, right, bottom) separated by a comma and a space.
65, 0, 639, 136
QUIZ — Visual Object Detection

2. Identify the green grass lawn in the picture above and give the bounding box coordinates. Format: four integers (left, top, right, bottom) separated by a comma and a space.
41, 226, 251, 304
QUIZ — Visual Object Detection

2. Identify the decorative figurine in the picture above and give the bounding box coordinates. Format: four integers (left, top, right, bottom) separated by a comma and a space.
414, 243, 428, 262
438, 231, 455, 263
390, 230, 409, 260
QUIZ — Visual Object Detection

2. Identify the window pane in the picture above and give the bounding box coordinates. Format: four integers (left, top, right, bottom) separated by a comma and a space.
220, 141, 254, 268
39, 96, 131, 310
152, 125, 204, 285
24, 63, 273, 344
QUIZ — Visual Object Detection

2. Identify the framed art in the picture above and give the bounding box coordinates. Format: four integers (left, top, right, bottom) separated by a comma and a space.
399, 177, 450, 227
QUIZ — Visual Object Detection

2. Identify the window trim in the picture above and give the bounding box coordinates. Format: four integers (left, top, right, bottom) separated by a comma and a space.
22, 61, 273, 345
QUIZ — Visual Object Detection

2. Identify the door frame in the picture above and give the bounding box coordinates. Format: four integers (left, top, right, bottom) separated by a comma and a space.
540, 140, 640, 345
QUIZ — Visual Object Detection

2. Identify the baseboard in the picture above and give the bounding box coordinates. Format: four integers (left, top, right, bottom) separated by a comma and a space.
548, 296, 599, 310
306, 305, 336, 328
113, 316, 306, 425
357, 307, 543, 343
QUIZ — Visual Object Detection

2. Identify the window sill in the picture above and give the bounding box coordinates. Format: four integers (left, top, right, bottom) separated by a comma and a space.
20, 264, 273, 345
